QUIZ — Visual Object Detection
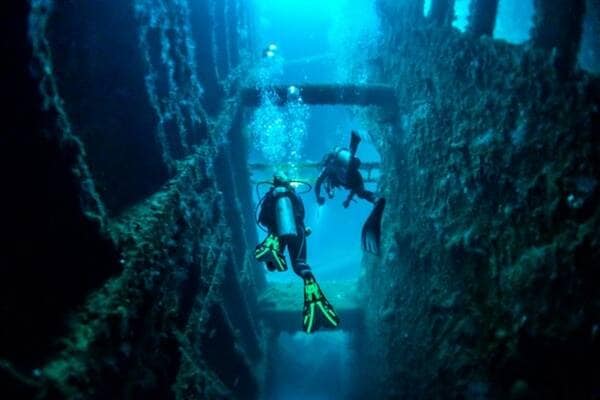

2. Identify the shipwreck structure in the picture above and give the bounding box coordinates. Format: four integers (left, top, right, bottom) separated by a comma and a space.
1, 0, 598, 399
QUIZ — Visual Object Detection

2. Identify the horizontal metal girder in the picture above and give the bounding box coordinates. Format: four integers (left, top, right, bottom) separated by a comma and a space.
249, 162, 381, 184
242, 84, 396, 108
249, 162, 381, 185
248, 161, 380, 171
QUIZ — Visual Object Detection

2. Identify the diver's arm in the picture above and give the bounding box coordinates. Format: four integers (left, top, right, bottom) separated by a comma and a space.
315, 170, 327, 205
294, 192, 306, 221
258, 192, 273, 230
343, 190, 355, 208
258, 202, 268, 228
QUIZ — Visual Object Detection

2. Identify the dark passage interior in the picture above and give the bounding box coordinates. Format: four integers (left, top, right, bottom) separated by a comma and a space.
1, 0, 599, 399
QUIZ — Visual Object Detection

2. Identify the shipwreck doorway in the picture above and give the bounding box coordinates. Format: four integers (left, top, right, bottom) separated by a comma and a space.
247, 103, 382, 283
240, 83, 395, 399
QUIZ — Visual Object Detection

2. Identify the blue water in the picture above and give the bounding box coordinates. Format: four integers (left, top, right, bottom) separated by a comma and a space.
250, 105, 380, 283
253, 0, 379, 84
248, 2, 380, 398
424, 0, 534, 43
247, 1, 594, 398
267, 331, 352, 400
249, 0, 381, 284
494, 0, 534, 44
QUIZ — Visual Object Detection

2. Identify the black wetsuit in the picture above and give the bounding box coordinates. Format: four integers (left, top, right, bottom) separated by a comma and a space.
258, 186, 311, 278
314, 132, 385, 254
315, 151, 376, 206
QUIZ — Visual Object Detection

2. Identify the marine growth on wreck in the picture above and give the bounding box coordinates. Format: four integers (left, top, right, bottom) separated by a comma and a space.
1, 0, 599, 399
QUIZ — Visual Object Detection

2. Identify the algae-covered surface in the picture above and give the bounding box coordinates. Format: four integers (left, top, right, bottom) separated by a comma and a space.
2, 1, 599, 399
363, 2, 600, 399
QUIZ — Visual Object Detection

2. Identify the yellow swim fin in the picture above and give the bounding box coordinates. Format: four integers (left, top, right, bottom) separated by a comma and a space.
302, 276, 340, 334
255, 234, 287, 272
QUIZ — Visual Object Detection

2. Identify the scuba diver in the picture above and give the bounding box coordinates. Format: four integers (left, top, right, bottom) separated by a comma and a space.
315, 131, 386, 254
255, 174, 340, 334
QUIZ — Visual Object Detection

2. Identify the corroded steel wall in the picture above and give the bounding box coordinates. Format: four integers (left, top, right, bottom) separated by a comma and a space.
0, 1, 264, 399
365, 1, 599, 398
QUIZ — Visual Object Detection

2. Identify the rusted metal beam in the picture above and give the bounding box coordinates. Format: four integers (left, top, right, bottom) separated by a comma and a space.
248, 162, 381, 184
241, 84, 397, 108
531, 0, 586, 76
468, 0, 500, 37
428, 0, 456, 26
248, 161, 380, 171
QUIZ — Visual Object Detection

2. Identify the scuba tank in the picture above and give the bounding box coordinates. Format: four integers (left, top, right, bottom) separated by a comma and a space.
324, 131, 363, 187
273, 186, 298, 238
335, 148, 352, 168
332, 148, 353, 185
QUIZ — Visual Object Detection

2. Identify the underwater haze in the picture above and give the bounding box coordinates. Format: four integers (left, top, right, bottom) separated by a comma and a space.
1, 0, 599, 399
249, 0, 381, 285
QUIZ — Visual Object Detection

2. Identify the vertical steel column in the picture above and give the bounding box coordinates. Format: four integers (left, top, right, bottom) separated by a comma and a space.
468, 0, 500, 36
428, 0, 456, 26
531, 0, 586, 75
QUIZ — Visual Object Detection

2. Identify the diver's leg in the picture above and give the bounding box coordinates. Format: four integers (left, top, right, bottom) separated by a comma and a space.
349, 170, 376, 203
356, 188, 377, 203
287, 229, 312, 279
298, 243, 340, 333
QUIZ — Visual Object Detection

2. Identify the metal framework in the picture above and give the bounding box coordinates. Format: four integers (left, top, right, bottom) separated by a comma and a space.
241, 84, 397, 108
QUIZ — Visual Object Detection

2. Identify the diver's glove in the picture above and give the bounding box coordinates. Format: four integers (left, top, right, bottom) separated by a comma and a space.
302, 276, 340, 334
255, 234, 287, 272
